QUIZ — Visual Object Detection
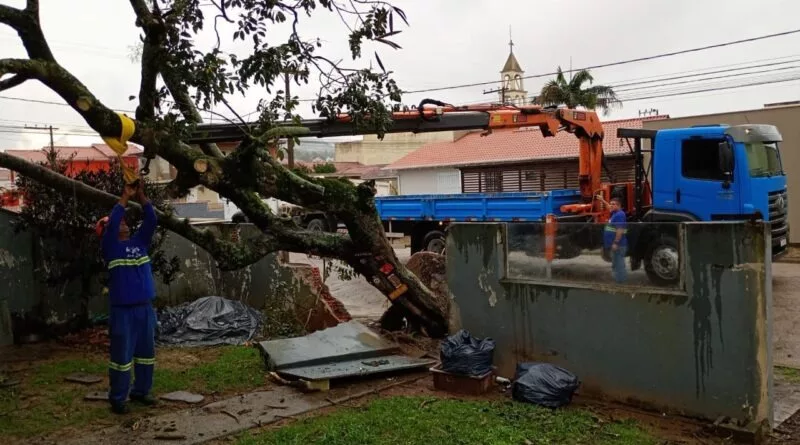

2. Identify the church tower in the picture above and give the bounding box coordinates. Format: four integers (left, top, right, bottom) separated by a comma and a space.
500, 37, 527, 106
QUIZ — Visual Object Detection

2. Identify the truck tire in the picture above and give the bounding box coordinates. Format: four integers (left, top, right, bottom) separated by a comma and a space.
422, 230, 446, 254
644, 234, 680, 286
306, 218, 327, 232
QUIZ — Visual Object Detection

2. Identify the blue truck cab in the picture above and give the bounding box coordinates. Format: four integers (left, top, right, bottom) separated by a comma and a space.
647, 124, 788, 255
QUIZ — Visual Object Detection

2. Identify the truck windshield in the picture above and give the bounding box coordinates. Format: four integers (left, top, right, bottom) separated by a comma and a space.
745, 142, 784, 177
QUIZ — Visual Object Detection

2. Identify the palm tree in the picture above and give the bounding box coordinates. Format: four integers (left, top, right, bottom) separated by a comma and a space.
536, 67, 621, 116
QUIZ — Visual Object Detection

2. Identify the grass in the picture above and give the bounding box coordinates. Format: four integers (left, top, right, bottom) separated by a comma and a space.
234, 397, 658, 445
776, 366, 800, 384
0, 345, 265, 441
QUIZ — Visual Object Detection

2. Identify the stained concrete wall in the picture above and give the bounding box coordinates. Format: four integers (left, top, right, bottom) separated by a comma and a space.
0, 210, 37, 314
0, 213, 318, 338
446, 222, 772, 426
155, 225, 304, 310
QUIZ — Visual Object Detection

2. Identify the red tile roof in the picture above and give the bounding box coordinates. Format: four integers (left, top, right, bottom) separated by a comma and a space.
385, 115, 669, 170
288, 160, 390, 179
4, 144, 143, 163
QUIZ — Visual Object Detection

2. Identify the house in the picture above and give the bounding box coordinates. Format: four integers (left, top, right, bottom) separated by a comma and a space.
0, 169, 18, 209
1, 144, 144, 211
384, 115, 669, 195
301, 161, 398, 196
3, 144, 142, 177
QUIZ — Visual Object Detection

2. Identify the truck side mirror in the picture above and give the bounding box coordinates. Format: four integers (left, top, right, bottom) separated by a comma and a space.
718, 141, 734, 175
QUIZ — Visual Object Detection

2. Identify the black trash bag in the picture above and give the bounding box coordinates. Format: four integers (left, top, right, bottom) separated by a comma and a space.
439, 329, 495, 376
156, 296, 263, 347
511, 362, 580, 408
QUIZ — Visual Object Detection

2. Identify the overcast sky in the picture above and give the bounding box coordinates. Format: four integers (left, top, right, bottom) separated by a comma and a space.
1, 0, 799, 150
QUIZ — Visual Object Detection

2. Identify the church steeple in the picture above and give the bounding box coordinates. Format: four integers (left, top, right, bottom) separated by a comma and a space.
499, 29, 527, 106
502, 39, 522, 73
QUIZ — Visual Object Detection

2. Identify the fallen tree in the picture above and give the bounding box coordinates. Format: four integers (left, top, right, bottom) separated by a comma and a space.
0, 0, 447, 336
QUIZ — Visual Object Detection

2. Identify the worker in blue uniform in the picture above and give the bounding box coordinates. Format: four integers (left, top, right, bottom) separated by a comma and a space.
95, 181, 158, 414
603, 197, 628, 283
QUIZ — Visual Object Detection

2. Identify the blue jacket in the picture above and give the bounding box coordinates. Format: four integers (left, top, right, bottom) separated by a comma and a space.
102, 202, 157, 306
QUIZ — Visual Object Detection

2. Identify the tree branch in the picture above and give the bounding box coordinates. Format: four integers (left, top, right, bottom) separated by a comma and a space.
129, 0, 161, 122
0, 74, 30, 91
0, 4, 25, 28
0, 151, 352, 269
162, 76, 226, 158
25, 0, 39, 15
0, 2, 54, 61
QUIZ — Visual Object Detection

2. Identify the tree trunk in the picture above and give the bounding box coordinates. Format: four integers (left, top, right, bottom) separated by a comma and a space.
334, 189, 448, 338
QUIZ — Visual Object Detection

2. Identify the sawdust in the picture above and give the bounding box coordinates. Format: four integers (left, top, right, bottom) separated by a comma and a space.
404, 252, 451, 318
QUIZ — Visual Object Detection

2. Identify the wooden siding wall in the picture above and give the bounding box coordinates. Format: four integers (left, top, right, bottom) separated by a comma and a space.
461, 157, 635, 193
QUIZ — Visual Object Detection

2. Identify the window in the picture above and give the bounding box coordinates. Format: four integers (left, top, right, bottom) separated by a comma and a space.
681, 138, 731, 181
482, 171, 502, 192
745, 142, 783, 177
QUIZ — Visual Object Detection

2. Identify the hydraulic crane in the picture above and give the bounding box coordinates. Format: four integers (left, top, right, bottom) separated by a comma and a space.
188, 99, 631, 222
189, 98, 790, 289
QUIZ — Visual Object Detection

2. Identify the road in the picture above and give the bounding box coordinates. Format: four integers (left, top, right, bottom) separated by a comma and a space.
291, 249, 800, 367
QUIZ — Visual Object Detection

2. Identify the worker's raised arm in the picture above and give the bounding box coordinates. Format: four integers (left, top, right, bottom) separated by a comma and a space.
133, 182, 157, 245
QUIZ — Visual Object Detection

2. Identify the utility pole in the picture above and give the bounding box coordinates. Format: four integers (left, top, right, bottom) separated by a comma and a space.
284, 72, 295, 169
569, 56, 573, 81
638, 108, 659, 117
49, 125, 54, 151
483, 86, 507, 105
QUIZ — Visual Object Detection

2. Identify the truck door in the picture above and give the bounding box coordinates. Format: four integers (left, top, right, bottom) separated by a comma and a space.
674, 136, 741, 220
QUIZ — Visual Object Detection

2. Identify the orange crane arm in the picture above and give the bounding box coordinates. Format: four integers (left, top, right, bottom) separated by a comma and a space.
189, 99, 606, 206
375, 101, 605, 205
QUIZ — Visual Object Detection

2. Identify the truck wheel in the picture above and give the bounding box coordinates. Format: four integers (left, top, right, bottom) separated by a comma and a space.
306, 218, 327, 232
644, 235, 680, 286
423, 230, 446, 254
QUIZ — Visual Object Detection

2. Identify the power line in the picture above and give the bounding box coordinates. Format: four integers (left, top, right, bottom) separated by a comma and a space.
616, 69, 800, 98
612, 59, 800, 89
401, 29, 800, 95
615, 65, 800, 92
600, 53, 800, 85
617, 76, 800, 102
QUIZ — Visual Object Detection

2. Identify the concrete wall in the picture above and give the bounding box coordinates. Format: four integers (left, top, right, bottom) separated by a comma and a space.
446, 222, 772, 426
0, 210, 38, 315
398, 168, 461, 195
155, 225, 299, 309
0, 209, 37, 345
0, 214, 320, 337
335, 131, 459, 165
644, 105, 800, 244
